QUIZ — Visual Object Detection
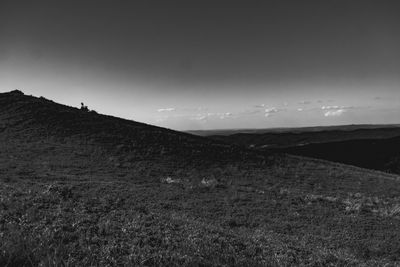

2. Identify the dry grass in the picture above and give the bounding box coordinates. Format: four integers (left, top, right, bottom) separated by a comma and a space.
1, 150, 400, 266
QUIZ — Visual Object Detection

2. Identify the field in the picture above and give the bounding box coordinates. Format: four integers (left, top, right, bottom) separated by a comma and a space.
1, 91, 400, 266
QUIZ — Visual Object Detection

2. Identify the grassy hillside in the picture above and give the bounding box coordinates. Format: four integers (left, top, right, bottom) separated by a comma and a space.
0, 90, 262, 166
1, 91, 400, 266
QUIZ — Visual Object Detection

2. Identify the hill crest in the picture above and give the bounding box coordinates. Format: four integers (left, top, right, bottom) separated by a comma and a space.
0, 90, 263, 167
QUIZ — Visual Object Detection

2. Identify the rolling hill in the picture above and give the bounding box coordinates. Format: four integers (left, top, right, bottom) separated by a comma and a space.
277, 136, 400, 174
0, 90, 263, 173
1, 90, 400, 266
205, 126, 400, 149
187, 124, 400, 137
202, 124, 400, 175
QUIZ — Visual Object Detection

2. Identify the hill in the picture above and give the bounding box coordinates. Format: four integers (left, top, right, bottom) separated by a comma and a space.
1, 90, 400, 266
276, 136, 400, 174
187, 124, 400, 137
202, 124, 400, 175
206, 126, 400, 149
0, 90, 262, 171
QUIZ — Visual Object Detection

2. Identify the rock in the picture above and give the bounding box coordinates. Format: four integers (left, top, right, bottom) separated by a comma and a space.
160, 177, 181, 184
201, 178, 218, 187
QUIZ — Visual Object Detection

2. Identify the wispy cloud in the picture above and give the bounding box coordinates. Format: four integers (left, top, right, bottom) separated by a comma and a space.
324, 109, 346, 117
321, 105, 340, 110
297, 108, 303, 112
157, 107, 175, 112
264, 107, 280, 117
196, 115, 208, 121
189, 111, 234, 121
191, 114, 208, 121
321, 105, 355, 110
298, 100, 311, 105
219, 112, 233, 119
265, 107, 278, 113
254, 104, 266, 108
320, 105, 358, 117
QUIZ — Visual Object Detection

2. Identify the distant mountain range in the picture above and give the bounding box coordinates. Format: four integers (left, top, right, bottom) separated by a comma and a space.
187, 124, 400, 137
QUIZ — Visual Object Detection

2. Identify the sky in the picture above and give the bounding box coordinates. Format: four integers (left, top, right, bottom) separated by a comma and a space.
1, 0, 400, 130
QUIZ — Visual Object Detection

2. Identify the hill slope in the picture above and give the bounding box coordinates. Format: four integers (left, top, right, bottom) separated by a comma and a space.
276, 136, 400, 174
1, 90, 400, 266
207, 126, 400, 149
0, 90, 263, 173
205, 125, 400, 174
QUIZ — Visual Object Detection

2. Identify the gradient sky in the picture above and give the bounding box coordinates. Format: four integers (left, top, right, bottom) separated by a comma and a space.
1, 1, 400, 130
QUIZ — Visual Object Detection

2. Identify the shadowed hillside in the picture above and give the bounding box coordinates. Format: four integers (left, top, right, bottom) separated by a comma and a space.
207, 126, 400, 149
0, 90, 264, 171
203, 124, 400, 175
277, 137, 400, 174
1, 90, 400, 266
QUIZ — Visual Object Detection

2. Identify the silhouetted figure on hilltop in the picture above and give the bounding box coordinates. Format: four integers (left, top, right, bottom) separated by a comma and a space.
81, 102, 89, 112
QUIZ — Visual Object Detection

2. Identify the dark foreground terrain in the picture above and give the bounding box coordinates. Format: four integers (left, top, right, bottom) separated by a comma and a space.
1, 91, 400, 266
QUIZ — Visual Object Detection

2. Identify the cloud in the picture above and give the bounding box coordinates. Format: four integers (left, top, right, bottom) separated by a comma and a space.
265, 107, 278, 113
219, 112, 233, 119
264, 107, 280, 118
320, 105, 359, 117
190, 114, 208, 121
298, 100, 311, 105
321, 105, 355, 110
197, 115, 208, 120
294, 104, 365, 118
157, 107, 175, 112
166, 107, 268, 122
254, 104, 266, 108
321, 105, 340, 110
324, 109, 346, 117
189, 112, 234, 121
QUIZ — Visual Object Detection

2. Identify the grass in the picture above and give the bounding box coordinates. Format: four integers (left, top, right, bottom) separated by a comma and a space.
1, 150, 400, 266
1, 91, 400, 266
